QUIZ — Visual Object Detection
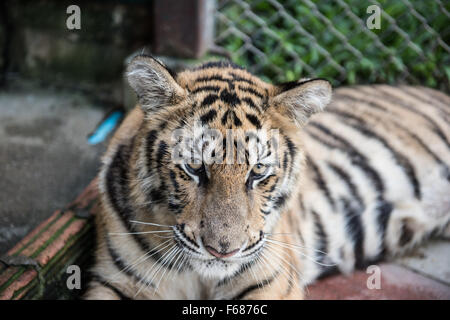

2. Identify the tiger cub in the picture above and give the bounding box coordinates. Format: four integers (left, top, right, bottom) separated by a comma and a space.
85, 56, 450, 299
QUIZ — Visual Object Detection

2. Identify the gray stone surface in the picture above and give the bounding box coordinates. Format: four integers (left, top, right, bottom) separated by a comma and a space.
0, 87, 106, 255
398, 240, 450, 286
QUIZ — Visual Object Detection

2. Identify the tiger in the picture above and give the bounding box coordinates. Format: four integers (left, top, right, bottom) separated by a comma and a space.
84, 55, 450, 300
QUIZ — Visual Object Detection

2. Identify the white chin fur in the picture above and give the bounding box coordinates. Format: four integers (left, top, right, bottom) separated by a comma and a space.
189, 258, 241, 279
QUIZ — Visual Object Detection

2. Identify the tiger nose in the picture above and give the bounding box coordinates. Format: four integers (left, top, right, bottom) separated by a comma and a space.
205, 245, 239, 259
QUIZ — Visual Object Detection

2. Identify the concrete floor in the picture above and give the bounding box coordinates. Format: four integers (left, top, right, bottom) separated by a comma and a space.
0, 86, 106, 255
398, 240, 450, 285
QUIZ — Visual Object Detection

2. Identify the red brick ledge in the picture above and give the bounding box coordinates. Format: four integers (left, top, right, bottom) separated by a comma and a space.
0, 178, 100, 300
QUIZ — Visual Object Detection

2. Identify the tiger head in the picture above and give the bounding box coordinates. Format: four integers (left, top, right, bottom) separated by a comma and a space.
124, 55, 332, 279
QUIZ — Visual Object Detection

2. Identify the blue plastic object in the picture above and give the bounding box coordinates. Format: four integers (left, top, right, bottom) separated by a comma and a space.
87, 110, 124, 145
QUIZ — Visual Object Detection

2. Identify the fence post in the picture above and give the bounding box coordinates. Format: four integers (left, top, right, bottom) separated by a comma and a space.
153, 0, 215, 59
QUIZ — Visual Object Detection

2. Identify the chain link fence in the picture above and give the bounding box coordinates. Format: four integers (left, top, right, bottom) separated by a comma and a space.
214, 0, 450, 91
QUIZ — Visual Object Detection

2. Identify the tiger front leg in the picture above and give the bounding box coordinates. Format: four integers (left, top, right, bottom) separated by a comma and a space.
237, 274, 305, 300
84, 281, 123, 300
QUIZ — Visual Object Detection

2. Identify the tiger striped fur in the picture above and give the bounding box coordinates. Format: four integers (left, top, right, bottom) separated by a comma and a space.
84, 56, 450, 300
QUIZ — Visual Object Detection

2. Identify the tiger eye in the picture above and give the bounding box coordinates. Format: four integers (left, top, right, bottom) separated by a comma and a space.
186, 162, 203, 171
252, 163, 268, 176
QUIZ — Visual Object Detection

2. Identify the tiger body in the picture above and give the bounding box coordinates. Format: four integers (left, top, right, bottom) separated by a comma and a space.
85, 57, 450, 300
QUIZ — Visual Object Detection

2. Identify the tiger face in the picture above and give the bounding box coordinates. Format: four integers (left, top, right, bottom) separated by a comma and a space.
125, 56, 332, 279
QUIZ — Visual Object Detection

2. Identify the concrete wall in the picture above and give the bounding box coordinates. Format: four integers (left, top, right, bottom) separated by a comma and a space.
1, 0, 153, 104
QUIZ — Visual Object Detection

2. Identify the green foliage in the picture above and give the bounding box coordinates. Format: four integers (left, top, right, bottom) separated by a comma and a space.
216, 0, 450, 91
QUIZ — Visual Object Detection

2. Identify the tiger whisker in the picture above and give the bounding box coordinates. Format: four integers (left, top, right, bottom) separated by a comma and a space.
247, 258, 262, 292
154, 248, 182, 292
267, 240, 333, 267
146, 245, 178, 284
259, 250, 287, 294
266, 238, 336, 263
165, 248, 185, 280
218, 261, 246, 300
176, 252, 188, 274
264, 243, 308, 290
109, 230, 173, 236
255, 251, 281, 294
266, 244, 310, 296
135, 244, 177, 297
250, 254, 264, 292
110, 239, 173, 281
150, 246, 182, 293
266, 239, 336, 256
152, 235, 175, 239
143, 245, 178, 292
129, 220, 175, 228
266, 240, 336, 267
266, 237, 330, 256
141, 245, 179, 296
261, 247, 297, 292
134, 243, 175, 289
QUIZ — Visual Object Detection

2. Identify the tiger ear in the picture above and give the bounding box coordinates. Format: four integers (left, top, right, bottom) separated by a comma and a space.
126, 55, 186, 114
270, 78, 332, 127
